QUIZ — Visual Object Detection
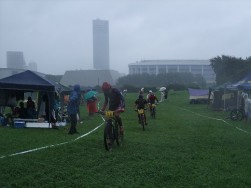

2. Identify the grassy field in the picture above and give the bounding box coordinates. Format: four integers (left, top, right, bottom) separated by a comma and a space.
1, 90, 251, 187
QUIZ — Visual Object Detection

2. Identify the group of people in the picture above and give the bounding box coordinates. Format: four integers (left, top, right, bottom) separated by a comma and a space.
135, 89, 159, 125
66, 83, 164, 135
67, 82, 125, 135
12, 96, 36, 119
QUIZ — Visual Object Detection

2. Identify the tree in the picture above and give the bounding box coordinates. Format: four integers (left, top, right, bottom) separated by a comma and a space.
210, 55, 251, 85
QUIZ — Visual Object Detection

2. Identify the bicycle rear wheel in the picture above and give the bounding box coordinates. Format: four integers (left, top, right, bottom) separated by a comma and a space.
140, 115, 145, 131
152, 107, 156, 119
104, 122, 113, 151
230, 109, 244, 121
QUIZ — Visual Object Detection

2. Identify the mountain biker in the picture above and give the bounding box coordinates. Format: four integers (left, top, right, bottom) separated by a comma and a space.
146, 90, 152, 100
135, 94, 148, 125
101, 82, 125, 135
148, 91, 159, 103
148, 91, 159, 111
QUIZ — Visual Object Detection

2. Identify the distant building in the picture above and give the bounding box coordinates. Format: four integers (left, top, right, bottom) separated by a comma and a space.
60, 69, 120, 87
128, 60, 216, 84
28, 61, 38, 72
92, 19, 109, 70
6, 51, 26, 69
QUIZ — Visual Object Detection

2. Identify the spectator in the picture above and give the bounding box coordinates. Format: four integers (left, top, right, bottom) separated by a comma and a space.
85, 89, 98, 117
26, 96, 36, 119
18, 101, 27, 119
164, 88, 168, 100
67, 84, 81, 134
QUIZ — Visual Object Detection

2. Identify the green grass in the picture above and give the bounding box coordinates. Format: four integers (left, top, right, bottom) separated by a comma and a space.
1, 91, 251, 187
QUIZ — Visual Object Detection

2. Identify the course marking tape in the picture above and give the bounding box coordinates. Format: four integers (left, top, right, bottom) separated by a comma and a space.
0, 102, 105, 159
180, 108, 251, 135
74, 121, 104, 141
0, 121, 105, 159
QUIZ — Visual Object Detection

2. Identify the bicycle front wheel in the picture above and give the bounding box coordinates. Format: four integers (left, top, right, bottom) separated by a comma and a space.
230, 109, 243, 121
152, 107, 156, 119
114, 122, 120, 146
104, 122, 113, 151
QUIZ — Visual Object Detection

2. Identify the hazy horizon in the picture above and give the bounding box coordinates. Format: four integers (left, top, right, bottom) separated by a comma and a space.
1, 0, 251, 75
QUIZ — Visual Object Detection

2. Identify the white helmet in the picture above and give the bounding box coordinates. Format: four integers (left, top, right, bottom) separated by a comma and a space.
149, 90, 152, 93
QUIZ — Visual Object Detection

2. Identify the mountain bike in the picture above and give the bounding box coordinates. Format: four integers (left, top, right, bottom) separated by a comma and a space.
57, 105, 69, 122
229, 108, 245, 121
98, 110, 123, 151
137, 108, 146, 131
149, 103, 156, 119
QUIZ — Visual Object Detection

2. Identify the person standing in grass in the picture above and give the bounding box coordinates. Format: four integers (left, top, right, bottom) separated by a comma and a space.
85, 89, 98, 117
67, 84, 81, 134
26, 96, 36, 118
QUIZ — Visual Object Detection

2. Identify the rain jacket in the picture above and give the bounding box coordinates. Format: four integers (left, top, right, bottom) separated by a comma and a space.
67, 85, 81, 115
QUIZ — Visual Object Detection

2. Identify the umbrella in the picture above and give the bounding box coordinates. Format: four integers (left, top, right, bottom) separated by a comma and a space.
84, 90, 97, 100
159, 87, 166, 92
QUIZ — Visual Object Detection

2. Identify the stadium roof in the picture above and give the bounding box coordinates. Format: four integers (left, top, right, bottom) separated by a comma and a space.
129, 60, 211, 66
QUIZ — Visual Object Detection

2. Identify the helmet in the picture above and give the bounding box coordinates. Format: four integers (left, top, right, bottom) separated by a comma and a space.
149, 90, 152, 93
102, 82, 111, 91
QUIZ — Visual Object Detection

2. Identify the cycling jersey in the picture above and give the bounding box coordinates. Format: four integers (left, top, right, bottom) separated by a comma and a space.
102, 88, 125, 111
135, 98, 148, 109
148, 95, 158, 104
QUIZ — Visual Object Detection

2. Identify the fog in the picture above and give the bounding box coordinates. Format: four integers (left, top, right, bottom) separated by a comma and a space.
1, 0, 251, 75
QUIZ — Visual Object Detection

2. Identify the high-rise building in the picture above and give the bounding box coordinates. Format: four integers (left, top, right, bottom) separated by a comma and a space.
92, 19, 109, 70
6, 51, 26, 69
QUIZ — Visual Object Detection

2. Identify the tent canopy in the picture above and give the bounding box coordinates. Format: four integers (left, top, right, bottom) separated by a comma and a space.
228, 72, 251, 90
0, 70, 57, 119
0, 70, 55, 92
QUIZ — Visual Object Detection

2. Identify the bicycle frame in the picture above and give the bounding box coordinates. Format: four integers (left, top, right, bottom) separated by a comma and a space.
102, 111, 122, 151
137, 109, 146, 131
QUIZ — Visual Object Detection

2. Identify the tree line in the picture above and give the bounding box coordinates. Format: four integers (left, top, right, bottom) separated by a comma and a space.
116, 55, 251, 91
116, 72, 206, 92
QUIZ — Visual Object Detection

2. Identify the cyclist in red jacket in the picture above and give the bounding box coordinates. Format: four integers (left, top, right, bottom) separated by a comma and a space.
148, 91, 159, 105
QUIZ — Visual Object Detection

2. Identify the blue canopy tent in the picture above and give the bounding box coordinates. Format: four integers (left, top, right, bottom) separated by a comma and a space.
212, 73, 251, 111
0, 70, 55, 92
230, 73, 251, 90
0, 70, 56, 125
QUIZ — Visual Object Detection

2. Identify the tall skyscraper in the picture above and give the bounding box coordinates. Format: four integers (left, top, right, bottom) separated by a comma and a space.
92, 19, 109, 70
6, 51, 26, 69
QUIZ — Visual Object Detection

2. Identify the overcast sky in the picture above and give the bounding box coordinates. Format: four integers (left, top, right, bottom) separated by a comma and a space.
1, 0, 251, 75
